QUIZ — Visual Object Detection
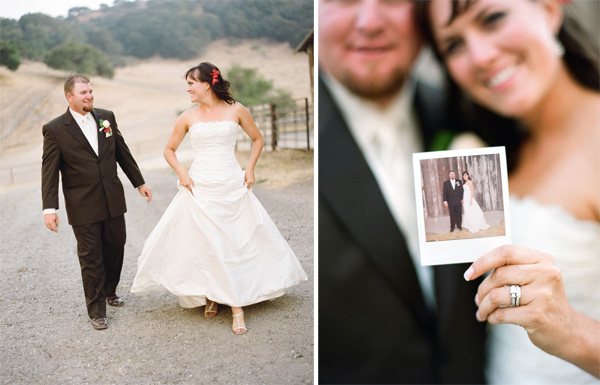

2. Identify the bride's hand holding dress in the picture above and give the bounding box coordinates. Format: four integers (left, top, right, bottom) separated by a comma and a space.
464, 245, 600, 377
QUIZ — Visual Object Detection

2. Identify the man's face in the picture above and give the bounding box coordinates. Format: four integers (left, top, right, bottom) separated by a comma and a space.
318, 0, 423, 104
449, 172, 456, 180
66, 82, 94, 114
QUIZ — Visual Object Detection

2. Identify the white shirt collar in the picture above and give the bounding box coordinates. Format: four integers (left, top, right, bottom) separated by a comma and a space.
69, 107, 93, 123
321, 73, 417, 151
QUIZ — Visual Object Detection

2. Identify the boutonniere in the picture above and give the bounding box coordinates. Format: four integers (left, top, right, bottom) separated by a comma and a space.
456, 182, 461, 186
99, 119, 113, 137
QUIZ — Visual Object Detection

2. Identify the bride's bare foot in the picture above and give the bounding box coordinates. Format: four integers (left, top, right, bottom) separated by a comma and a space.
204, 300, 218, 318
232, 307, 247, 335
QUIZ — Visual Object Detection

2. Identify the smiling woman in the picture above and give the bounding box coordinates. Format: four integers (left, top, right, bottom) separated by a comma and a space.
130, 62, 308, 336
427, 0, 567, 118
418, 0, 600, 383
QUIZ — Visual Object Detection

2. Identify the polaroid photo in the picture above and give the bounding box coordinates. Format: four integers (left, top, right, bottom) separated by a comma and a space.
413, 146, 512, 266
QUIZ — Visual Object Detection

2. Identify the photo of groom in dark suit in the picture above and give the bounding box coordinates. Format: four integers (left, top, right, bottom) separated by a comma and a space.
443, 170, 464, 232
42, 74, 152, 330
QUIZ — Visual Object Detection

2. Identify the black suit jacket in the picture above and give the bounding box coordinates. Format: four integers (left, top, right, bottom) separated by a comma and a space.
318, 76, 486, 384
443, 179, 464, 207
42, 108, 144, 226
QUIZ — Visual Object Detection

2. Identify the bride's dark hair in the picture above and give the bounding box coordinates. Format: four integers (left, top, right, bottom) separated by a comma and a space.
462, 171, 471, 182
184, 62, 235, 105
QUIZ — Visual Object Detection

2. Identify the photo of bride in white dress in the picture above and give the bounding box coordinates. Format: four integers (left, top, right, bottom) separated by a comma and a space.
461, 172, 490, 233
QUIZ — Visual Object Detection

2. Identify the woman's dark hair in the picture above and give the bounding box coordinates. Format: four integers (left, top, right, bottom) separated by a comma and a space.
414, 0, 599, 171
462, 171, 471, 181
185, 62, 235, 105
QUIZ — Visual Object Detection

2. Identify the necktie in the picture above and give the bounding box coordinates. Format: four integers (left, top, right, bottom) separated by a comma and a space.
82, 114, 98, 155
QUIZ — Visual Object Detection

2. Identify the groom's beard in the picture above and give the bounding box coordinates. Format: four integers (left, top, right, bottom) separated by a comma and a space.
339, 65, 407, 102
82, 100, 94, 113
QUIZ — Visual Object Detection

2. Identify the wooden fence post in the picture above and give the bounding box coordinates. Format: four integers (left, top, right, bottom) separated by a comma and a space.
304, 98, 310, 150
270, 102, 277, 151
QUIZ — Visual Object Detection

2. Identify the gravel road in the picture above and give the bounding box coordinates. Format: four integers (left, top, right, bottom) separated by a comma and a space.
0, 160, 314, 385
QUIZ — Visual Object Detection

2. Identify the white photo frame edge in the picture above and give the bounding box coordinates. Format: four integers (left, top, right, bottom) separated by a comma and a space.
412, 146, 513, 266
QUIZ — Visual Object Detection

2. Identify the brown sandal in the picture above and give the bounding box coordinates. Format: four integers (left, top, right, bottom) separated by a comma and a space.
204, 300, 218, 318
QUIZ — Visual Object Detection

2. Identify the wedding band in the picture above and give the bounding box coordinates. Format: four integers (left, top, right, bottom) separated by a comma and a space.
509, 284, 521, 307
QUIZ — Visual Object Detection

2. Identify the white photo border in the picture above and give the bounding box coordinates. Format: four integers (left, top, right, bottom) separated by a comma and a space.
412, 146, 512, 266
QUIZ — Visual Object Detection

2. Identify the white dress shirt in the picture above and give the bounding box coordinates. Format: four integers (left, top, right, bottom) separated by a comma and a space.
70, 108, 99, 155
323, 75, 436, 310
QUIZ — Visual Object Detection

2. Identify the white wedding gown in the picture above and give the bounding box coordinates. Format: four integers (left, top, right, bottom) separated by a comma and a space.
486, 196, 600, 384
131, 121, 307, 308
462, 183, 490, 233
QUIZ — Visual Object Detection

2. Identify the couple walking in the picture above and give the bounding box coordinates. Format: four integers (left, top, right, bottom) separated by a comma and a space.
442, 170, 490, 234
41, 63, 307, 333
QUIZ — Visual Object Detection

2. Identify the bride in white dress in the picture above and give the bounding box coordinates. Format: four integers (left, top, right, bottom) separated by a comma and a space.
131, 63, 307, 335
461, 172, 490, 233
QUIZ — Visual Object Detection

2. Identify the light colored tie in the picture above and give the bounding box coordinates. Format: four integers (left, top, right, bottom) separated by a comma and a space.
82, 114, 98, 155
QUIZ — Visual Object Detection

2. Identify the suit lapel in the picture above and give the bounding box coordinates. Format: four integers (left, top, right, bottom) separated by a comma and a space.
319, 77, 433, 330
63, 108, 97, 157
92, 110, 104, 156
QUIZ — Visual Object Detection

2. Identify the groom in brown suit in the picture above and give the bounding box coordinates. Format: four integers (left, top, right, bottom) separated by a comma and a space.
42, 74, 152, 330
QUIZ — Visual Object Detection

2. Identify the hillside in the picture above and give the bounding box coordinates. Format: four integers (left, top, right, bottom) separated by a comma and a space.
0, 39, 312, 176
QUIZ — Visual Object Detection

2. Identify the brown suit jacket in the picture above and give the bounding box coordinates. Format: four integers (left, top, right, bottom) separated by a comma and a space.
42, 107, 145, 226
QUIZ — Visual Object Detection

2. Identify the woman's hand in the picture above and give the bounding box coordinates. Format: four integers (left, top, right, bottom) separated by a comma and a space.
244, 168, 256, 189
465, 245, 600, 377
178, 172, 194, 196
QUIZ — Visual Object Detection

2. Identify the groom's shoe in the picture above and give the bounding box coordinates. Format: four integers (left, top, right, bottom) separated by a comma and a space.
106, 296, 124, 307
91, 317, 108, 330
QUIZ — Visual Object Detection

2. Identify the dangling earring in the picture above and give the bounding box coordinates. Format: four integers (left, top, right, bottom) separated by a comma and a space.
205, 88, 209, 95
555, 37, 565, 57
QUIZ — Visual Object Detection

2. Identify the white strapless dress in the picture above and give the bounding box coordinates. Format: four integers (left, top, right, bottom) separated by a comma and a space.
486, 196, 600, 384
462, 184, 490, 233
131, 121, 307, 308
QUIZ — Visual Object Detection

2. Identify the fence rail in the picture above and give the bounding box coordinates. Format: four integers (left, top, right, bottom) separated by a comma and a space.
0, 98, 314, 187
242, 97, 313, 151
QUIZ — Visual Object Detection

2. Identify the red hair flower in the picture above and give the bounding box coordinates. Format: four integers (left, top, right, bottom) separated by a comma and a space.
211, 69, 220, 85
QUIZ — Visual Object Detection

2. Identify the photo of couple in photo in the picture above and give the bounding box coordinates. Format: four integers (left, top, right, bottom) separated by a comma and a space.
41, 63, 307, 334
443, 170, 491, 234
419, 154, 504, 243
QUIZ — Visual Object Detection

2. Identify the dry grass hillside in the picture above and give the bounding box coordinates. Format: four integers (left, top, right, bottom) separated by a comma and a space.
0, 39, 312, 177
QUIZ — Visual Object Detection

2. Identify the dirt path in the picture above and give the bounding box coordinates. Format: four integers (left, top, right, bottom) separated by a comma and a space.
0, 151, 314, 385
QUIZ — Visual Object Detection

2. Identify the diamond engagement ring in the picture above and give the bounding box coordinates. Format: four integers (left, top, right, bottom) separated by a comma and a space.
510, 284, 521, 307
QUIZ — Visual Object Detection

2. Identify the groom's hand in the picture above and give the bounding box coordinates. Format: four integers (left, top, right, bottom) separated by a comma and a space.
44, 213, 59, 232
138, 184, 153, 202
